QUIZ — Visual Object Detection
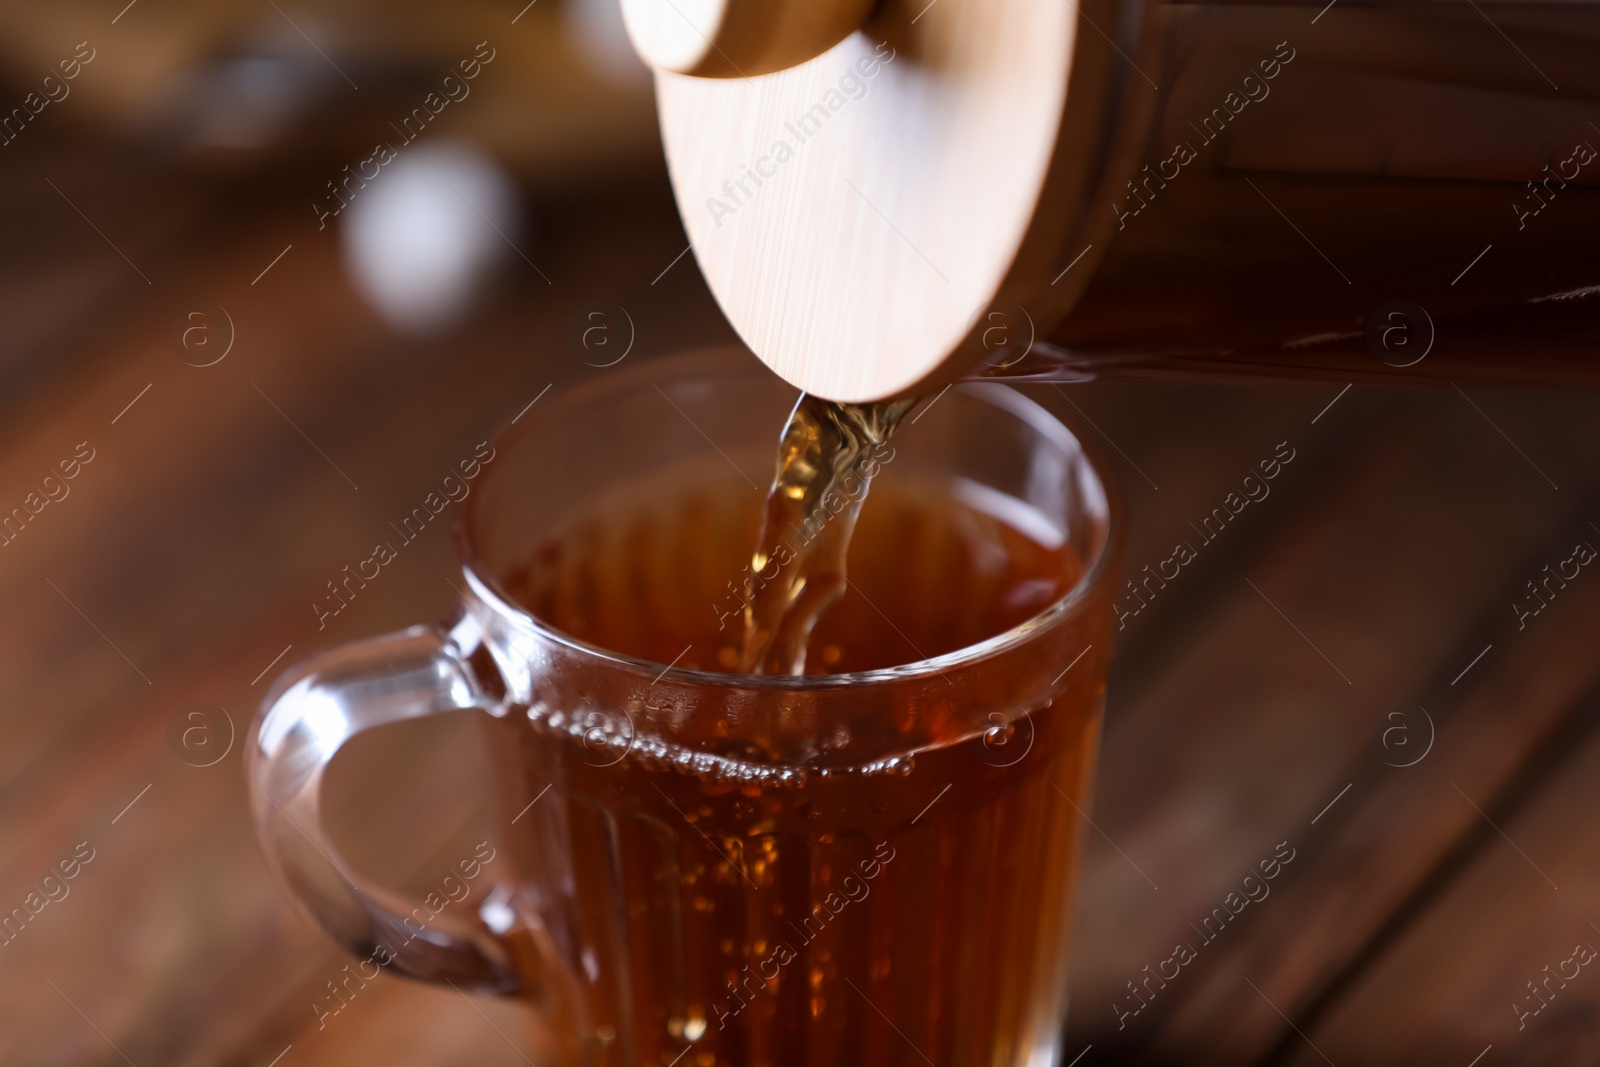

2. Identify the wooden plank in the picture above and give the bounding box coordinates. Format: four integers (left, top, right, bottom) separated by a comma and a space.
1058, 384, 1600, 1059
1287, 671, 1600, 1065
1159, 492, 1600, 1063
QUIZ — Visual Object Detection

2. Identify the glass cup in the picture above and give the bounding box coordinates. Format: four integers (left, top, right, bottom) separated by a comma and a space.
247, 347, 1121, 1066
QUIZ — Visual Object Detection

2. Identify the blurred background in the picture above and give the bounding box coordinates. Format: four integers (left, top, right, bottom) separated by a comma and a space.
2, 1, 1600, 1064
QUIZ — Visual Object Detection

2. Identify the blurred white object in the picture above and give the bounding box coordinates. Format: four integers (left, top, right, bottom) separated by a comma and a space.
341, 141, 524, 336
567, 0, 651, 88
170, 55, 329, 150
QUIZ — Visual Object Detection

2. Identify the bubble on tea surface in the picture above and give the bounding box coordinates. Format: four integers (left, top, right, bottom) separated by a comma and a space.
168, 54, 329, 151
166, 700, 235, 767
567, 0, 651, 87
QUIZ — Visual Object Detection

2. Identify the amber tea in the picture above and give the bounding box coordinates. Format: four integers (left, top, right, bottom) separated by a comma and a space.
502, 443, 1105, 1065
738, 395, 913, 675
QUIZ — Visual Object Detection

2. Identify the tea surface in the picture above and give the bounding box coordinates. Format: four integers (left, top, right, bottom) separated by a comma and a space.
507, 461, 1073, 676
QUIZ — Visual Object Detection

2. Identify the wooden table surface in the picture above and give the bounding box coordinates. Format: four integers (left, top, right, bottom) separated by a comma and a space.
3, 136, 1600, 1067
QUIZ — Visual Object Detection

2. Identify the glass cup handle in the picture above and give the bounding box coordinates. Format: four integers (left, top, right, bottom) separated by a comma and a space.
246, 617, 524, 995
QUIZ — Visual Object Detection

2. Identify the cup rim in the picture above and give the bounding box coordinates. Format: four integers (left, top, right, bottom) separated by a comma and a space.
457, 348, 1124, 691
